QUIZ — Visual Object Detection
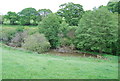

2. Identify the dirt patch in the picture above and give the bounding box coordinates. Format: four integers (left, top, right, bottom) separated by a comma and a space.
45, 49, 107, 60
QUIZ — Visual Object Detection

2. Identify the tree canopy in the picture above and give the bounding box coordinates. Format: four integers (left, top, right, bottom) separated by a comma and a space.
18, 7, 38, 25
75, 8, 118, 54
39, 14, 62, 48
57, 2, 84, 26
38, 9, 52, 18
107, 1, 120, 13
4, 12, 19, 25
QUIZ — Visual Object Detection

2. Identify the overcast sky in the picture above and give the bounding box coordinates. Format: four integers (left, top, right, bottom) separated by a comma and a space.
0, 0, 110, 15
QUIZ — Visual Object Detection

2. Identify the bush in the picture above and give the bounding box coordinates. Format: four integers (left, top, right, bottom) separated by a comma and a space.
22, 33, 51, 53
24, 27, 39, 35
8, 27, 39, 47
60, 38, 71, 46
58, 25, 77, 50
0, 27, 25, 44
0, 27, 17, 43
16, 27, 24, 32
59, 37, 75, 50
67, 26, 77, 39
9, 32, 24, 47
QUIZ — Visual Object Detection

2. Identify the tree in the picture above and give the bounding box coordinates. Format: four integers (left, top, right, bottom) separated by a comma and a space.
39, 14, 62, 48
4, 11, 19, 25
57, 2, 84, 26
38, 9, 52, 20
99, 5, 108, 9
75, 8, 118, 54
107, 1, 120, 13
18, 7, 38, 25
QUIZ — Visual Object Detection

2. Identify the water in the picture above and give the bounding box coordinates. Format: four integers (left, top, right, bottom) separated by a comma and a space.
45, 50, 97, 58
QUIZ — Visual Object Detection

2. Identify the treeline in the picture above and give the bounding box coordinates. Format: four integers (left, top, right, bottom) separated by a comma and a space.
1, 1, 119, 26
1, 8, 52, 25
1, 1, 120, 55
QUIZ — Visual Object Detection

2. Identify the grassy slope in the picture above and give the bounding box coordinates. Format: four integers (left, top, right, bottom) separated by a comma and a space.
1, 46, 118, 79
0, 45, 2, 80
0, 25, 1, 80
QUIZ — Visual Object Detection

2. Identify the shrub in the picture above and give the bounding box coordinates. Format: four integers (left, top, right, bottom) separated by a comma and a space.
16, 27, 24, 32
0, 27, 25, 44
9, 32, 24, 47
58, 26, 77, 49
24, 27, 39, 35
0, 27, 17, 43
67, 26, 77, 39
60, 38, 71, 46
8, 27, 39, 47
22, 33, 51, 53
39, 13, 62, 48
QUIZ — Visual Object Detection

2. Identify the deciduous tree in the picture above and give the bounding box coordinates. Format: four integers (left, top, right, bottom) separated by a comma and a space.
107, 1, 120, 13
75, 8, 118, 54
57, 2, 84, 26
4, 12, 19, 25
39, 14, 62, 48
38, 9, 52, 19
18, 7, 38, 25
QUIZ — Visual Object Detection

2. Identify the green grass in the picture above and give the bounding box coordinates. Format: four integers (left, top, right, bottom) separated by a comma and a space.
0, 45, 2, 80
1, 45, 118, 79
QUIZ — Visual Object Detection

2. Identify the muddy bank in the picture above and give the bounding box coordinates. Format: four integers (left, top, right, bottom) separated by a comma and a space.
45, 49, 103, 58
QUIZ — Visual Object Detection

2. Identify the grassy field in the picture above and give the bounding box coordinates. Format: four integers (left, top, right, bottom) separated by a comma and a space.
1, 45, 118, 79
0, 44, 2, 80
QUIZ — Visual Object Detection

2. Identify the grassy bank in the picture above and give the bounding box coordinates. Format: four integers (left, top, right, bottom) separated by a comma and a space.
0, 45, 2, 80
1, 45, 118, 79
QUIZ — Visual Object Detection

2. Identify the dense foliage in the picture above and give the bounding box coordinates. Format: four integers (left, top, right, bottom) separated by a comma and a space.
1, 1, 119, 55
18, 8, 38, 25
39, 14, 62, 48
22, 33, 51, 53
9, 32, 24, 47
107, 1, 120, 13
59, 20, 69, 37
75, 8, 118, 55
4, 12, 19, 25
38, 9, 52, 19
57, 2, 84, 26
0, 28, 17, 43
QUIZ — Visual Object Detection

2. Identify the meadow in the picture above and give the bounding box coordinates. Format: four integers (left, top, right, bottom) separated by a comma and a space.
1, 44, 118, 79
0, 44, 2, 80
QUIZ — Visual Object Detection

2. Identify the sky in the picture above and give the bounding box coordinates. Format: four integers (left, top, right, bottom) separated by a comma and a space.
0, 0, 110, 15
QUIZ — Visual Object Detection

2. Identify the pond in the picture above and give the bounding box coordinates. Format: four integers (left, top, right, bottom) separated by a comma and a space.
45, 49, 98, 58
